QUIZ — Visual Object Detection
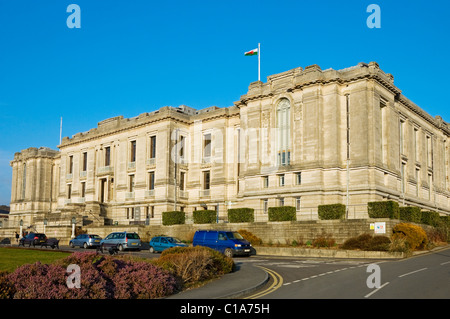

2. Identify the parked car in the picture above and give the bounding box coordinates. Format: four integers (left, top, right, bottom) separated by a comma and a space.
100, 231, 141, 251
19, 233, 47, 247
69, 234, 102, 249
149, 236, 188, 253
192, 230, 252, 257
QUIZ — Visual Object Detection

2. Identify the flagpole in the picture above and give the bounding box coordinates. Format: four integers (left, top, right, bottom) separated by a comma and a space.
258, 43, 261, 81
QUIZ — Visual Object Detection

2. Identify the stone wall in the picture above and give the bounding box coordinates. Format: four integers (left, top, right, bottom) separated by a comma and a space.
86, 218, 399, 245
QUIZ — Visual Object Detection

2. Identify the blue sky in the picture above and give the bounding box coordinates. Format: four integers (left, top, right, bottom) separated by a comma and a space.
0, 0, 449, 205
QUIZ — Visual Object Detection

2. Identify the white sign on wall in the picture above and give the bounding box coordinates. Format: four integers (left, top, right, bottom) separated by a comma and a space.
374, 222, 386, 234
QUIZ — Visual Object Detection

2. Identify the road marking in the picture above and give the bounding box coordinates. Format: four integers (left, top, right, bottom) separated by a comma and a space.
440, 261, 450, 266
364, 282, 390, 298
244, 266, 283, 299
398, 268, 428, 278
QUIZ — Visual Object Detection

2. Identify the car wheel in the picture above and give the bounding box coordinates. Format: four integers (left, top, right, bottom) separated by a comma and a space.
118, 244, 124, 251
224, 248, 233, 258
70, 242, 75, 248
83, 242, 88, 249
149, 246, 155, 253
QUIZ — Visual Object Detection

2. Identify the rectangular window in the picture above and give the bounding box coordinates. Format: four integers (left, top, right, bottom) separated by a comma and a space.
148, 171, 155, 190
203, 171, 210, 190
295, 172, 302, 185
69, 155, 73, 174
262, 199, 268, 214
82, 152, 87, 172
414, 128, 419, 162
67, 184, 72, 199
426, 136, 433, 168
129, 174, 135, 192
279, 197, 284, 206
130, 140, 136, 163
180, 171, 185, 191
278, 174, 285, 187
105, 146, 111, 167
399, 119, 405, 155
203, 133, 211, 158
262, 176, 269, 188
180, 135, 185, 159
81, 182, 86, 198
150, 136, 156, 159
296, 197, 301, 211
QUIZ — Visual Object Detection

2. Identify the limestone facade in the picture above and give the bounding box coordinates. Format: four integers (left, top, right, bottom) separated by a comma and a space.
9, 62, 450, 228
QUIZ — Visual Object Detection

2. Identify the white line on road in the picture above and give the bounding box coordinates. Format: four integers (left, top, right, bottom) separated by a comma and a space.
398, 268, 428, 278
440, 261, 450, 266
364, 282, 390, 298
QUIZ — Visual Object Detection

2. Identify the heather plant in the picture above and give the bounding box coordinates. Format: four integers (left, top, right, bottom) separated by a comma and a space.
0, 271, 15, 299
113, 261, 178, 299
7, 262, 69, 299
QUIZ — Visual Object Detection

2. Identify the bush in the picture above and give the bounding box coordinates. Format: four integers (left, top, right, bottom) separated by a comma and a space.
421, 211, 441, 227
341, 234, 391, 251
162, 211, 185, 225
193, 210, 216, 224
156, 246, 235, 286
6, 252, 179, 299
312, 235, 336, 248
392, 223, 428, 250
268, 206, 296, 222
368, 201, 399, 219
228, 208, 254, 223
318, 204, 346, 220
399, 206, 422, 223
0, 271, 15, 299
237, 229, 262, 246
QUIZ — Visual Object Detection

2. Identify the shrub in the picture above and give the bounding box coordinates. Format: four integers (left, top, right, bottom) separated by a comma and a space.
399, 206, 422, 223
228, 208, 255, 223
162, 211, 185, 225
237, 229, 262, 246
392, 223, 428, 250
112, 261, 178, 299
421, 211, 441, 227
156, 246, 234, 286
268, 206, 296, 221
193, 210, 216, 224
0, 271, 15, 299
312, 234, 335, 248
341, 233, 391, 251
368, 201, 399, 219
318, 204, 346, 220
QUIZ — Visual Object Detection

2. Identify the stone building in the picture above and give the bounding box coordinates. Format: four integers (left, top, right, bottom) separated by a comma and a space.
9, 62, 450, 229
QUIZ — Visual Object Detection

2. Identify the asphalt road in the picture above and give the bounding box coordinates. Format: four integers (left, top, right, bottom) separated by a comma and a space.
241, 247, 450, 299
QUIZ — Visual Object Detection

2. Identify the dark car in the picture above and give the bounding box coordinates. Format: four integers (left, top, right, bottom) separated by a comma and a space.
149, 236, 188, 253
193, 230, 252, 257
19, 233, 47, 247
69, 234, 102, 249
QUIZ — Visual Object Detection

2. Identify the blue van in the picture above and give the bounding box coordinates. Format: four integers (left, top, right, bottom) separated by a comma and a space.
192, 230, 252, 257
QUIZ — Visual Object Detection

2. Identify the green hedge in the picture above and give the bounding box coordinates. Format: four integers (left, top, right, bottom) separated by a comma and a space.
268, 206, 296, 222
399, 206, 422, 223
421, 211, 441, 227
367, 201, 399, 219
193, 210, 217, 224
162, 211, 185, 225
228, 208, 255, 223
318, 204, 346, 220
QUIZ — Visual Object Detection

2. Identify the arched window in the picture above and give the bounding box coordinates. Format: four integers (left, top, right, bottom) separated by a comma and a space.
277, 98, 291, 166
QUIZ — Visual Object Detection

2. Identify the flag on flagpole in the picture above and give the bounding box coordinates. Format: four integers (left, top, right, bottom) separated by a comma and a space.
244, 48, 258, 56
244, 43, 261, 81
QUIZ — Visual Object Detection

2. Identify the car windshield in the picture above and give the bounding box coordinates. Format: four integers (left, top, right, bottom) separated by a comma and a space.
226, 232, 244, 240
89, 235, 101, 239
167, 237, 182, 243
126, 233, 140, 239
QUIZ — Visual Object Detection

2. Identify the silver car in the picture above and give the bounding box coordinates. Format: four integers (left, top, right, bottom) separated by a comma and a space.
100, 231, 141, 251
69, 234, 102, 249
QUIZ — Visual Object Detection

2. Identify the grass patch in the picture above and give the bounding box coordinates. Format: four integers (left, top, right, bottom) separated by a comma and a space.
0, 247, 71, 273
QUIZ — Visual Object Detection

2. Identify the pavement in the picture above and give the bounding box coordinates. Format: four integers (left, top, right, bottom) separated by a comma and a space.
166, 258, 269, 299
